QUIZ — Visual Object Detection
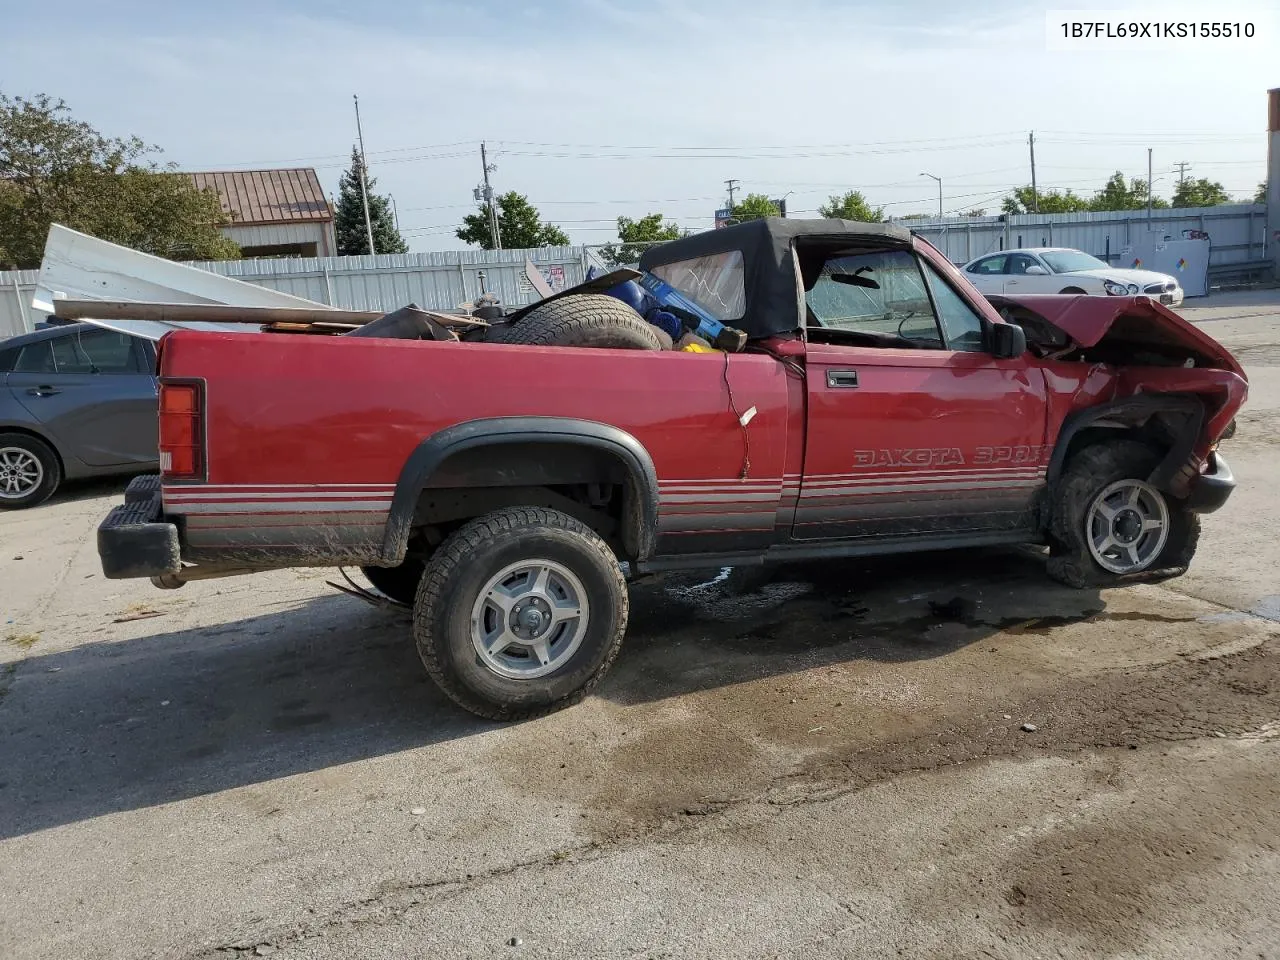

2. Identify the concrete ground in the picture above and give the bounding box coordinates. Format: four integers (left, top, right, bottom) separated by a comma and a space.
2, 290, 1279, 960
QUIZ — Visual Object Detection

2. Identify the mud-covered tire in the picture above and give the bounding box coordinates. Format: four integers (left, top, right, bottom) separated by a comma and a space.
0, 432, 61, 510
502, 294, 664, 350
413, 507, 628, 721
1046, 439, 1200, 588
361, 561, 424, 605
1222, 418, 1237, 440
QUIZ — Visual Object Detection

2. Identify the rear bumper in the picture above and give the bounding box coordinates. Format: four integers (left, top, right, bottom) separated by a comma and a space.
1184, 451, 1234, 514
98, 476, 181, 579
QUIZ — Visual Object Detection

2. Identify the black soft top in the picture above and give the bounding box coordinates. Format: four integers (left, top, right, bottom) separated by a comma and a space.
639, 217, 913, 339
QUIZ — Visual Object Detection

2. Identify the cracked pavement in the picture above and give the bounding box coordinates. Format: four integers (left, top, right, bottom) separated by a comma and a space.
2, 290, 1279, 959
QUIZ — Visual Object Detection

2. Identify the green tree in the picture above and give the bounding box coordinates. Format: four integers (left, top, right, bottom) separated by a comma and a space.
1255, 182, 1268, 204
334, 147, 408, 256
1001, 185, 1091, 215
729, 193, 780, 222
0, 92, 238, 269
1091, 172, 1144, 211
598, 213, 683, 266
962, 209, 988, 218
1172, 177, 1230, 208
818, 190, 885, 222
456, 191, 569, 249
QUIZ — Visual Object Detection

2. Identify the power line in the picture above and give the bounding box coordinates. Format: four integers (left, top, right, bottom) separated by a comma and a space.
493, 141, 1028, 161
493, 131, 1029, 151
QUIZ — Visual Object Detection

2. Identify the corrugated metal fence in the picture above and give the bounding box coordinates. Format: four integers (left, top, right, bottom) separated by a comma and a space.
900, 203, 1268, 269
1, 246, 588, 339
184, 246, 588, 312
0, 205, 1270, 339
0, 270, 39, 339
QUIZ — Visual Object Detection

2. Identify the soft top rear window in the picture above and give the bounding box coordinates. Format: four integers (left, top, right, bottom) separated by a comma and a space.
649, 250, 746, 322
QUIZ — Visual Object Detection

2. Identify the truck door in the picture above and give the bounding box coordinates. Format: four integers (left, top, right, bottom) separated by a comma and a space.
797, 246, 1048, 542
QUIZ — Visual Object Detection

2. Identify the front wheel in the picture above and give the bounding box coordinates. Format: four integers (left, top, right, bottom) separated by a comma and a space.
1047, 439, 1199, 587
413, 507, 628, 721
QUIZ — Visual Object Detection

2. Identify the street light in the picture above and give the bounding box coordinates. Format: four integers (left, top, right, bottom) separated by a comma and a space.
920, 172, 942, 219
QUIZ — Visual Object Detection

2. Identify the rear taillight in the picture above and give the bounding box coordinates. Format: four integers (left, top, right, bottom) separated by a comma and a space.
159, 380, 204, 481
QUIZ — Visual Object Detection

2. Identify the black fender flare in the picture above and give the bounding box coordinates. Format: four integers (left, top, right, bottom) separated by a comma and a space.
379, 417, 659, 565
1046, 394, 1205, 494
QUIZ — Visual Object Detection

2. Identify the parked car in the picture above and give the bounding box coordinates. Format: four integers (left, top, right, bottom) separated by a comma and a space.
0, 323, 158, 508
962, 248, 1184, 305
95, 219, 1244, 721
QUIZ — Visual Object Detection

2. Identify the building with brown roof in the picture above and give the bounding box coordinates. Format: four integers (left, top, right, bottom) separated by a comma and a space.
187, 168, 336, 259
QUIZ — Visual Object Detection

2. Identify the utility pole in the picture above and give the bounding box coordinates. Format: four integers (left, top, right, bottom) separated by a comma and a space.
1028, 131, 1039, 213
389, 194, 400, 232
1152, 147, 1162, 226
725, 179, 739, 210
480, 141, 501, 250
921, 172, 942, 219
1173, 160, 1190, 194
353, 95, 377, 256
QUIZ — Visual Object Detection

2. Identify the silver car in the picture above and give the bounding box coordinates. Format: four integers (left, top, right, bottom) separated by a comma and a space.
0, 323, 158, 508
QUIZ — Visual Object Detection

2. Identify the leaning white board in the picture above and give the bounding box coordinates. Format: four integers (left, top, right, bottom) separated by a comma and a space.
33, 224, 330, 315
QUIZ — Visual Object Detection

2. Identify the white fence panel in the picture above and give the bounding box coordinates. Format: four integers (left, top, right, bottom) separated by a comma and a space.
904, 204, 1267, 267
0, 270, 42, 337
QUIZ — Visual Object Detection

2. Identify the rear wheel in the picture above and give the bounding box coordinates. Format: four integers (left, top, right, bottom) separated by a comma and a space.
0, 433, 61, 510
1047, 439, 1199, 587
413, 507, 628, 721
361, 561, 424, 605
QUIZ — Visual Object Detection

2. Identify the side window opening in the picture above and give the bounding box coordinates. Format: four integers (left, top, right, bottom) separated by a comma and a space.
802, 247, 944, 349
968, 255, 1008, 275
1008, 253, 1038, 276
14, 341, 55, 374
920, 260, 986, 352
48, 330, 140, 375
10, 331, 140, 375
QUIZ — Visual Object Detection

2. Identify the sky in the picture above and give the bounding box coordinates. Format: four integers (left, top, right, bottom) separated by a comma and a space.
1, 0, 1276, 251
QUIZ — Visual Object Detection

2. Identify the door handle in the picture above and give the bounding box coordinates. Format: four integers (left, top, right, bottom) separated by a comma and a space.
826, 369, 859, 388
27, 386, 60, 397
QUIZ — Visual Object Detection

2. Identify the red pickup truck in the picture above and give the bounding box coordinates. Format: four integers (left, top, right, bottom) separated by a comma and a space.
96, 219, 1246, 720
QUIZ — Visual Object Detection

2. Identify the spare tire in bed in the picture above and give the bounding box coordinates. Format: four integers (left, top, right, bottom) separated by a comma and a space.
502, 294, 665, 350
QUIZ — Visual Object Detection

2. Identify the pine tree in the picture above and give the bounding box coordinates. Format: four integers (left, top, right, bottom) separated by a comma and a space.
334, 147, 408, 256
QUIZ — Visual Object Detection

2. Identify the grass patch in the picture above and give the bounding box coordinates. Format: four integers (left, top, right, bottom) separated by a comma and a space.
4, 632, 39, 650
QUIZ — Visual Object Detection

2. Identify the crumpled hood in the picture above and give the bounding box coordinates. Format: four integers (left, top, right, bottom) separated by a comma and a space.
1059, 267, 1178, 286
989, 293, 1243, 374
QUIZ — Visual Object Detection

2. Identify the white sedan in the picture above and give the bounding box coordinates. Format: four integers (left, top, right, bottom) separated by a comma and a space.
961, 247, 1184, 306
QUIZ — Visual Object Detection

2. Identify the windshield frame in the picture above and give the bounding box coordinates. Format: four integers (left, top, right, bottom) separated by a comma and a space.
1041, 250, 1109, 274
